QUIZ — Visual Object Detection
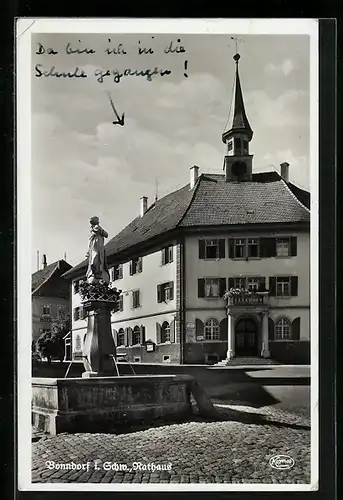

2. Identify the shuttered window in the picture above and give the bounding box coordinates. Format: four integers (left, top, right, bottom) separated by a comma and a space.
132, 290, 140, 308
275, 318, 291, 340
117, 329, 125, 346
198, 278, 226, 298
161, 246, 173, 265
198, 239, 225, 259
157, 282, 174, 302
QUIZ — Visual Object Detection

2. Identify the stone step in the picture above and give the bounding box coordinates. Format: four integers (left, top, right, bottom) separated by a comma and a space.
214, 357, 280, 367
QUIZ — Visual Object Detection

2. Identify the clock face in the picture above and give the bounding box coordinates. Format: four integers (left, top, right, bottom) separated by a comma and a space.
232, 161, 247, 177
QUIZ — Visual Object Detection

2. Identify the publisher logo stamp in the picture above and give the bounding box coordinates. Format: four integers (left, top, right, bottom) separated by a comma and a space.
269, 455, 295, 470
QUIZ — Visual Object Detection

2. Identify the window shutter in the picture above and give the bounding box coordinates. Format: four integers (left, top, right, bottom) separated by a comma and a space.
113, 329, 118, 347
119, 265, 123, 279
258, 277, 266, 292
128, 327, 133, 346
228, 238, 234, 258
198, 240, 205, 259
73, 281, 79, 294
73, 307, 78, 321
169, 281, 174, 301
157, 284, 162, 303
195, 319, 204, 337
198, 279, 205, 298
79, 306, 85, 320
228, 277, 235, 289
269, 277, 276, 296
161, 248, 166, 265
268, 318, 275, 341
138, 258, 143, 273
219, 239, 225, 258
156, 323, 162, 344
140, 325, 145, 344
129, 261, 133, 276
291, 317, 300, 340
170, 320, 175, 343
290, 237, 297, 256
124, 328, 129, 346
261, 238, 276, 258
219, 278, 226, 297
291, 276, 298, 296
220, 317, 228, 341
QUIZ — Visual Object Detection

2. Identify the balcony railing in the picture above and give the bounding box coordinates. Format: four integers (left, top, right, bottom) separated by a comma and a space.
224, 290, 270, 307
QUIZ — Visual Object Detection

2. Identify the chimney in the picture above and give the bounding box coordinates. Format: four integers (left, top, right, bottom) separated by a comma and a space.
280, 162, 290, 182
190, 165, 199, 189
140, 196, 148, 217
42, 254, 47, 269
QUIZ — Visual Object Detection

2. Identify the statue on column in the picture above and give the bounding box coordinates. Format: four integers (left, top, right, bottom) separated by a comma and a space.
85, 216, 110, 284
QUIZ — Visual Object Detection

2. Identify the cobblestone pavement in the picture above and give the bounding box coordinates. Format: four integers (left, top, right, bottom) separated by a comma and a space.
32, 406, 310, 484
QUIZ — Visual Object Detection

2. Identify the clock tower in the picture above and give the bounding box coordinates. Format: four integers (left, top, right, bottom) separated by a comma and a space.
222, 53, 254, 182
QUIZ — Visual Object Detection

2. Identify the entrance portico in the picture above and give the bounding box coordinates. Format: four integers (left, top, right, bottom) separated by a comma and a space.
226, 292, 270, 360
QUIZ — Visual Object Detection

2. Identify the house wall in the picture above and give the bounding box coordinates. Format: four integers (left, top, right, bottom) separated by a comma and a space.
183, 230, 310, 364
32, 296, 70, 343
71, 241, 180, 363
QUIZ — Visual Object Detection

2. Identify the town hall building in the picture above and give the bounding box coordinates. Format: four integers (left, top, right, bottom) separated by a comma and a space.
63, 53, 310, 365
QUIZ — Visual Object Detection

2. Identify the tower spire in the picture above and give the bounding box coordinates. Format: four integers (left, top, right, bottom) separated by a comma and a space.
222, 53, 254, 182
222, 53, 253, 144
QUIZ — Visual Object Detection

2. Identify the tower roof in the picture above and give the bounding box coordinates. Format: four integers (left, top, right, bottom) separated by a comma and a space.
222, 53, 253, 143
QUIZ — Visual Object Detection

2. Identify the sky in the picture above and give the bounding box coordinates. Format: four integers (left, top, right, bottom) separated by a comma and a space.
31, 33, 310, 272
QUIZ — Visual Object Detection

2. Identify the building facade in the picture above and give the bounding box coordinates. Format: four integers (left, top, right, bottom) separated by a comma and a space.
32, 256, 72, 344
64, 54, 310, 365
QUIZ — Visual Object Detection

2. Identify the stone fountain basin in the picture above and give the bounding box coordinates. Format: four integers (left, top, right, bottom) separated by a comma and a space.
32, 374, 196, 435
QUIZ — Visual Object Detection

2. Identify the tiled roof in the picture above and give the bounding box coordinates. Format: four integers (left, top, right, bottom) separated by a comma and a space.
32, 260, 72, 293
63, 171, 310, 279
179, 173, 310, 227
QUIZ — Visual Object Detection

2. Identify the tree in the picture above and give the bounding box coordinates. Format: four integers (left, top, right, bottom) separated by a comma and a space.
37, 312, 71, 364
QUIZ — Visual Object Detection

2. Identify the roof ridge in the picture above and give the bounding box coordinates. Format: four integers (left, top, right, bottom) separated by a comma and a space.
280, 178, 310, 213
32, 261, 60, 295
176, 175, 203, 227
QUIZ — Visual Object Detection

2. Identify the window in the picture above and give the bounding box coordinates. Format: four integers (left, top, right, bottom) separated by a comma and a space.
204, 319, 220, 340
117, 329, 125, 346
276, 277, 291, 296
246, 277, 260, 292
73, 280, 81, 294
157, 282, 174, 302
116, 295, 123, 312
275, 318, 291, 340
205, 239, 219, 259
227, 141, 233, 152
133, 356, 141, 363
276, 238, 290, 257
130, 257, 142, 275
230, 238, 260, 259
205, 278, 220, 298
133, 326, 141, 345
234, 277, 246, 289
161, 246, 173, 265
199, 239, 225, 259
132, 290, 140, 308
247, 239, 259, 258
42, 304, 50, 316
111, 264, 123, 281
234, 239, 246, 258
161, 321, 171, 343
163, 355, 171, 363
243, 140, 249, 154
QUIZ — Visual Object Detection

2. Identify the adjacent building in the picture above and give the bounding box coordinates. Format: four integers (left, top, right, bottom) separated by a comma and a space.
63, 54, 310, 365
32, 255, 72, 345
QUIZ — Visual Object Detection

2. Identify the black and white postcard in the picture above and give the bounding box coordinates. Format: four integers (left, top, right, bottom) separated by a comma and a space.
17, 18, 319, 492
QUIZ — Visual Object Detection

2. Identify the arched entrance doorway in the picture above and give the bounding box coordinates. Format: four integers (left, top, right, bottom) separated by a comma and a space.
235, 317, 258, 357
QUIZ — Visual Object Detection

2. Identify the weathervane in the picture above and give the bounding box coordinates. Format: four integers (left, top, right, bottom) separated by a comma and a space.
229, 36, 245, 58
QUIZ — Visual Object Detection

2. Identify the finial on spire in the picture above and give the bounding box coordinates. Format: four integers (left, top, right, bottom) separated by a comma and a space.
233, 53, 241, 63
